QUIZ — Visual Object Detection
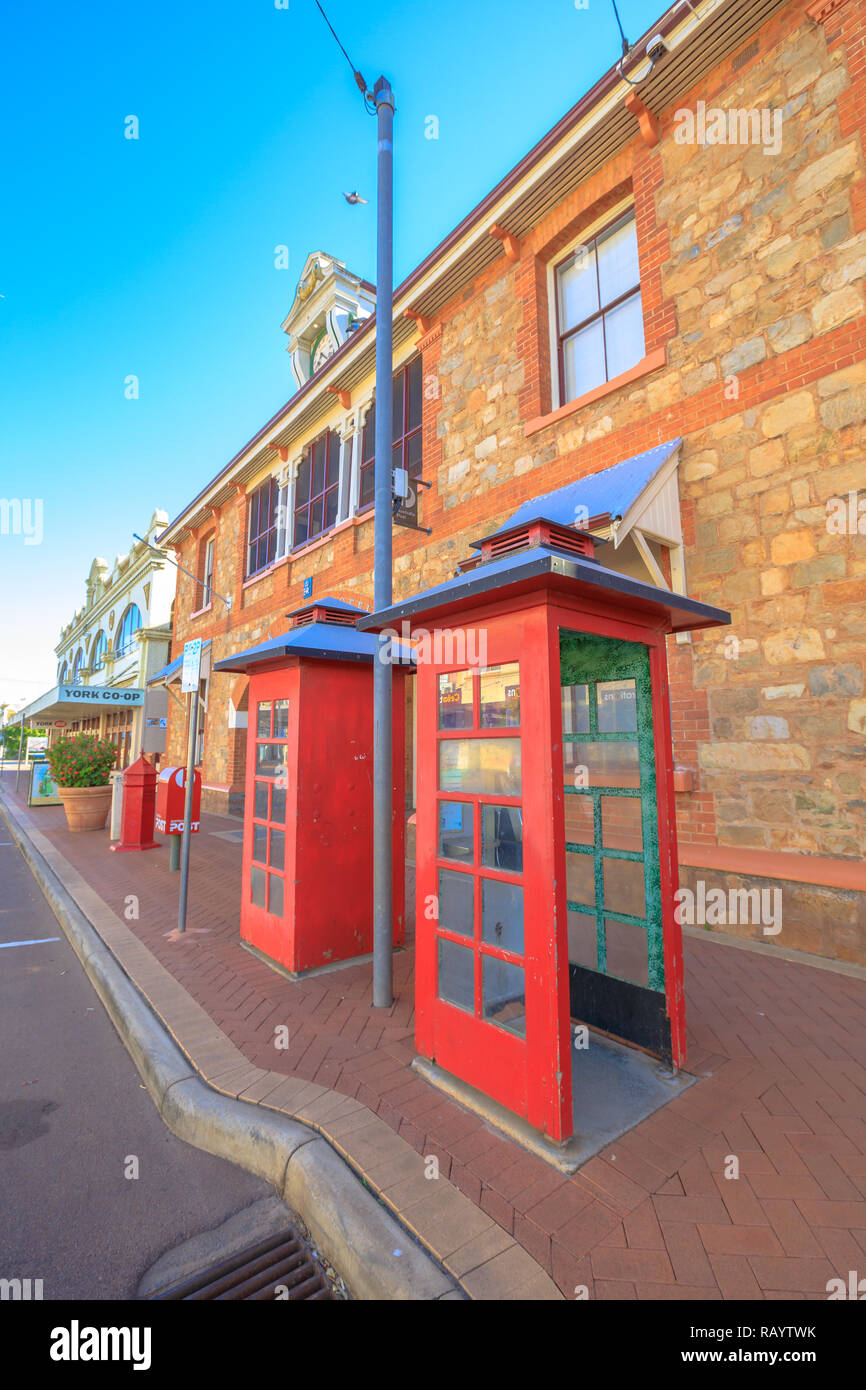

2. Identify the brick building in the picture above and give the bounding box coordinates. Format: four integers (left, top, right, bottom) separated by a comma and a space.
158, 0, 866, 964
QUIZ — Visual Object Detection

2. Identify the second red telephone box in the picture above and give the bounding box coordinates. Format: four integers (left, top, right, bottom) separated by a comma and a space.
213, 597, 411, 977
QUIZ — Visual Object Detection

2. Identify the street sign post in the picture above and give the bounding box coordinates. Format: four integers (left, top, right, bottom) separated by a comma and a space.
177, 640, 202, 934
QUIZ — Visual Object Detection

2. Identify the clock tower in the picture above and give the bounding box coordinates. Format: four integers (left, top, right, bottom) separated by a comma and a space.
282, 252, 375, 390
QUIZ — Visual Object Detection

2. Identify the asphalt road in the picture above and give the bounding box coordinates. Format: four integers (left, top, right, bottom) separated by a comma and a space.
0, 833, 270, 1300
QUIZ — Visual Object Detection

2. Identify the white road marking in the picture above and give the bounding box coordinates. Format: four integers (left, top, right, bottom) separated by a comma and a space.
0, 937, 61, 949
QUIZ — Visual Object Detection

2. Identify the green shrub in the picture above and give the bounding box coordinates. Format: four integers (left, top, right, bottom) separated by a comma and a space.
47, 734, 117, 788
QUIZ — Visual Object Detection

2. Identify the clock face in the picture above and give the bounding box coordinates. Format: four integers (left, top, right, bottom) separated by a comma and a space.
311, 332, 334, 374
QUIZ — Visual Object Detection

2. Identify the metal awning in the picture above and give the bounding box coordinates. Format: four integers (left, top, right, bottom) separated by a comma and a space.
15, 683, 146, 725
489, 439, 683, 547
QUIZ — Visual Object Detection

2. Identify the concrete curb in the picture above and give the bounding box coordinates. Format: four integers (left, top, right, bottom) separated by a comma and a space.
0, 794, 463, 1301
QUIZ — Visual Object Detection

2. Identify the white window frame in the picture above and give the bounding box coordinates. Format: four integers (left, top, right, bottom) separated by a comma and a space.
547, 194, 638, 413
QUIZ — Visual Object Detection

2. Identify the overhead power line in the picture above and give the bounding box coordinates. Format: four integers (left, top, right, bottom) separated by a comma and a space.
313, 1, 375, 111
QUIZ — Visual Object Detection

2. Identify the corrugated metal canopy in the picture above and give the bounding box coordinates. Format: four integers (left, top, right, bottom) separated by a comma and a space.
488, 439, 683, 538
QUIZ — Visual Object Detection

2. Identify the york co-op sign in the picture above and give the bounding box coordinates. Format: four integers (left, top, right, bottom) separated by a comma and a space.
59, 686, 144, 706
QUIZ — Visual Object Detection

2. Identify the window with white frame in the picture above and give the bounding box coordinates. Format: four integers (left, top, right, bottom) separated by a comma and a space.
201, 536, 215, 607
554, 209, 644, 407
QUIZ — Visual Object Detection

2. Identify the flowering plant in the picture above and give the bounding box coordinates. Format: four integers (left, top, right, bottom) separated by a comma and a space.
47, 734, 117, 787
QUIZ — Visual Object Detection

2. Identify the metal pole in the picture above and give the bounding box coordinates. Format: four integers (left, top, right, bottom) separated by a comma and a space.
14, 710, 25, 793
177, 689, 199, 934
372, 75, 394, 1009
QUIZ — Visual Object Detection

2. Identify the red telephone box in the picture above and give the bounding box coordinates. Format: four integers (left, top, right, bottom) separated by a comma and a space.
213, 598, 410, 977
155, 766, 201, 835
361, 517, 729, 1144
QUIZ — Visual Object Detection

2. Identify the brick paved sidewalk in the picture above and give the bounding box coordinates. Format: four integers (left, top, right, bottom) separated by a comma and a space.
5, 770, 866, 1300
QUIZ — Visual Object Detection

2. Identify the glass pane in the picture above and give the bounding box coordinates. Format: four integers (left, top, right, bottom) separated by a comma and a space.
295, 457, 311, 504
257, 743, 286, 778
604, 291, 644, 381
312, 438, 325, 495
603, 858, 646, 918
566, 850, 595, 907
567, 740, 640, 789
325, 486, 339, 530
327, 434, 340, 485
481, 878, 524, 954
438, 868, 474, 937
557, 244, 599, 332
269, 873, 284, 919
406, 430, 422, 474
439, 738, 521, 796
438, 671, 474, 730
597, 214, 640, 306
257, 702, 272, 738
563, 318, 606, 402
605, 918, 649, 987
480, 663, 520, 728
562, 683, 590, 734
392, 370, 405, 439
438, 937, 474, 1013
601, 795, 642, 852
269, 828, 285, 871
567, 910, 597, 969
564, 793, 594, 847
481, 804, 523, 872
482, 957, 526, 1037
273, 700, 289, 739
294, 513, 308, 548
254, 781, 269, 819
407, 357, 422, 431
438, 801, 473, 862
250, 865, 266, 909
597, 679, 638, 733
271, 785, 287, 824
253, 824, 267, 864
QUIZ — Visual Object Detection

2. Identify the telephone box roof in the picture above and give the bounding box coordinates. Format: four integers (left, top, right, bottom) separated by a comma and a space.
213, 623, 415, 674
358, 538, 730, 637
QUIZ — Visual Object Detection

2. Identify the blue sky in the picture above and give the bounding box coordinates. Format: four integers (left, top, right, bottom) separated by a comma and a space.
0, 0, 654, 710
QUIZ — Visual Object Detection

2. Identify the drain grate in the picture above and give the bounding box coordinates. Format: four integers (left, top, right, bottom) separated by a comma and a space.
153, 1227, 335, 1300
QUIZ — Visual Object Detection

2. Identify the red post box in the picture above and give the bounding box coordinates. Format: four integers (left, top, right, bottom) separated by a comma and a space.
110, 754, 161, 853
155, 766, 201, 835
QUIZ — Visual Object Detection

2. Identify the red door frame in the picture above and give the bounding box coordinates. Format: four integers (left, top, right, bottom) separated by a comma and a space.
546, 598, 685, 1069
241, 664, 300, 970
415, 601, 572, 1142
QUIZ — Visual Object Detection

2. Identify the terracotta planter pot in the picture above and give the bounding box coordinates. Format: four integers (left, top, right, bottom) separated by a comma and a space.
58, 784, 113, 833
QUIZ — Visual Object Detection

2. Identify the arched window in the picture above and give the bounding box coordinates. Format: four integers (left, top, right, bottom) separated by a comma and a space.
115, 605, 142, 657
59, 662, 69, 683
72, 648, 84, 684
90, 631, 107, 672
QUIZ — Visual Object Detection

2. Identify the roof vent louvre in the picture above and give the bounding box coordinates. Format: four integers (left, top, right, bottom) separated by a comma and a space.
476, 519, 596, 564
